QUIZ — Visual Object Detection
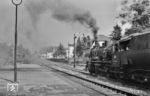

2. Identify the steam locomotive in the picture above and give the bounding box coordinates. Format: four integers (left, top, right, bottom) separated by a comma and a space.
87, 31, 150, 83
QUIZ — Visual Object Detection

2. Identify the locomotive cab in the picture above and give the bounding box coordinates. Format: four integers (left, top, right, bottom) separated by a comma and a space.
112, 32, 150, 82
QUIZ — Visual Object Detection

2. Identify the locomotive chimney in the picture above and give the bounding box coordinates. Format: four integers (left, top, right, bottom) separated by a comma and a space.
92, 26, 99, 44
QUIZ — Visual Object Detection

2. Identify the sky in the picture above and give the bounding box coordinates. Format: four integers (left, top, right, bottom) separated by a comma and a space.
0, 0, 121, 51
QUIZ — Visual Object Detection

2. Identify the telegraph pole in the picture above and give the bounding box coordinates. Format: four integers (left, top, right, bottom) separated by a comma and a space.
68, 43, 69, 62
12, 0, 22, 82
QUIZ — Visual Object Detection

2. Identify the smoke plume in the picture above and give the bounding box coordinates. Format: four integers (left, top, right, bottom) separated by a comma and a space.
25, 0, 99, 38
0, 0, 99, 52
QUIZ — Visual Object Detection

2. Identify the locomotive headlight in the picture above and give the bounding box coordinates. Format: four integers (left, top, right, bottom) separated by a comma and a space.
112, 55, 119, 63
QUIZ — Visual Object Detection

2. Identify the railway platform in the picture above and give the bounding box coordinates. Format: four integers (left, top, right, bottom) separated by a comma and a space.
0, 64, 104, 96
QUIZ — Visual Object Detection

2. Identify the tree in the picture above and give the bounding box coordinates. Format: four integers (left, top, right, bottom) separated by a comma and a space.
0, 43, 11, 65
8, 44, 32, 64
118, 0, 150, 35
86, 36, 92, 49
125, 26, 142, 35
111, 24, 122, 40
80, 35, 92, 49
17, 44, 31, 63
54, 43, 66, 57
76, 37, 83, 57
39, 46, 54, 54
75, 35, 92, 57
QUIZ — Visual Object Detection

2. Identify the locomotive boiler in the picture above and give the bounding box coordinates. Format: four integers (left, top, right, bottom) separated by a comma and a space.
87, 32, 150, 83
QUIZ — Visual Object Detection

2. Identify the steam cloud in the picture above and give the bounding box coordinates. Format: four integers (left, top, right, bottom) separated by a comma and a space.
25, 0, 99, 38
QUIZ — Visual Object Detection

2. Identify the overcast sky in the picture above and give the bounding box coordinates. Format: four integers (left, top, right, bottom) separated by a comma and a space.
0, 0, 121, 51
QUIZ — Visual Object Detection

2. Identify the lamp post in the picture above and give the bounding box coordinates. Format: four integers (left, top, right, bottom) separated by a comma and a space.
73, 34, 77, 68
12, 0, 22, 82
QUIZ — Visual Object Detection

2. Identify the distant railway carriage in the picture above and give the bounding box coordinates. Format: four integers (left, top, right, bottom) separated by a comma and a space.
87, 32, 150, 83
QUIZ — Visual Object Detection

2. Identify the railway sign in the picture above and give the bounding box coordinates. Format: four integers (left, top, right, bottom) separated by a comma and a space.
7, 83, 18, 95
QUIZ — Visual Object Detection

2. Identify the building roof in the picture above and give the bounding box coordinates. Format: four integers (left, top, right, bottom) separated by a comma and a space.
97, 34, 110, 41
68, 44, 74, 46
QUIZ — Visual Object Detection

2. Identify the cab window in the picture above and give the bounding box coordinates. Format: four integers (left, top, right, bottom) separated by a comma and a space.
130, 34, 150, 50
119, 39, 131, 51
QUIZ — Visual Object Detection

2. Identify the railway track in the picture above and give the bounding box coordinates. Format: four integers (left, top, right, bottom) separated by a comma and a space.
39, 63, 148, 96
59, 63, 150, 91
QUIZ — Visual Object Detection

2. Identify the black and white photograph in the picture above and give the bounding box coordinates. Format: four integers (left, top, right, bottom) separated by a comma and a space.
0, 0, 149, 96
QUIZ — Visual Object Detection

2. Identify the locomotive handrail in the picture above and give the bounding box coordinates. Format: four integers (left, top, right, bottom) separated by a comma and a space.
121, 31, 150, 41
91, 60, 111, 63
